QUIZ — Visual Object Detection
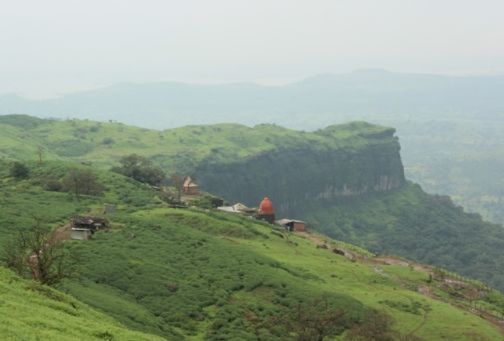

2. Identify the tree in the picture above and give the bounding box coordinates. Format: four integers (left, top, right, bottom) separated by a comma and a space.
247, 297, 346, 341
288, 297, 346, 341
345, 311, 397, 341
171, 174, 184, 202
62, 168, 104, 199
2, 221, 73, 285
9, 161, 30, 179
37, 146, 44, 164
112, 154, 165, 186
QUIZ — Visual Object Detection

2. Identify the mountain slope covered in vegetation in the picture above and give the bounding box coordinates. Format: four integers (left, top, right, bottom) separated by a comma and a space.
0, 116, 504, 288
0, 160, 503, 340
2, 115, 502, 291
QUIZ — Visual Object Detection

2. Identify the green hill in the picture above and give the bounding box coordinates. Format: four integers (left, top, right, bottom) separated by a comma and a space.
301, 183, 504, 289
0, 161, 503, 339
0, 266, 162, 340
1, 115, 502, 292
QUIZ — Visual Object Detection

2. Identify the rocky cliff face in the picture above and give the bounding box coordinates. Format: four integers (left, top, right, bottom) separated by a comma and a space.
195, 125, 405, 216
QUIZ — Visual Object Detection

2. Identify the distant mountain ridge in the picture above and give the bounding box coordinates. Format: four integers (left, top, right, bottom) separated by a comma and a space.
1, 69, 504, 129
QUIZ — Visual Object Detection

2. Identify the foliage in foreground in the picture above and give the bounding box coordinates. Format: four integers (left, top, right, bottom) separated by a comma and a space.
0, 266, 162, 340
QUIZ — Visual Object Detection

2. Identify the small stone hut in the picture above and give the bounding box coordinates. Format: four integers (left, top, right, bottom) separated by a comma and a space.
70, 216, 109, 240
183, 176, 200, 195
276, 219, 306, 232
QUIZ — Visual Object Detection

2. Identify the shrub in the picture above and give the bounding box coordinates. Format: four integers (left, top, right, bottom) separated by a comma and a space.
101, 137, 115, 145
61, 168, 104, 198
345, 311, 397, 341
43, 179, 63, 192
10, 162, 30, 179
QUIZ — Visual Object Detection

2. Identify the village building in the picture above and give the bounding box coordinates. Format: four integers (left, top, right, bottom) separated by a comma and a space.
257, 197, 275, 224
276, 219, 307, 232
70, 216, 109, 240
183, 176, 200, 195
70, 228, 93, 240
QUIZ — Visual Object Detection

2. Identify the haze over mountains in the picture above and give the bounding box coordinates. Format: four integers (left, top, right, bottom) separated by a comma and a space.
1, 69, 503, 129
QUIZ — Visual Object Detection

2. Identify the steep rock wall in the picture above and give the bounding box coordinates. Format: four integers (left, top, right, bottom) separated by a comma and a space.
195, 134, 405, 216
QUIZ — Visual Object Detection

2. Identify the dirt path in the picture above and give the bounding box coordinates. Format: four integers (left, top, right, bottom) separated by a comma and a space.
372, 256, 431, 273
406, 309, 430, 338
294, 232, 504, 335
51, 224, 71, 242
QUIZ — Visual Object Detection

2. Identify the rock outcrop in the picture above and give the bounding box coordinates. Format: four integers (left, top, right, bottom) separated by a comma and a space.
195, 122, 405, 215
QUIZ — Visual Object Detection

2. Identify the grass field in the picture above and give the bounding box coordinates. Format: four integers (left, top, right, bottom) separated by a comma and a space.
0, 114, 396, 172
0, 161, 502, 339
0, 266, 163, 340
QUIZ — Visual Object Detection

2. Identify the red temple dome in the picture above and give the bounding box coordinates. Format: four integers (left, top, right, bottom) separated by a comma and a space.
259, 197, 275, 215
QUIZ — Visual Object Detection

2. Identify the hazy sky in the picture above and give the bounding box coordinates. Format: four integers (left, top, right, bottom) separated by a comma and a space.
1, 0, 503, 98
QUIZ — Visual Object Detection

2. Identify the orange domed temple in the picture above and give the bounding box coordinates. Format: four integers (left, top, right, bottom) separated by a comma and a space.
258, 197, 275, 223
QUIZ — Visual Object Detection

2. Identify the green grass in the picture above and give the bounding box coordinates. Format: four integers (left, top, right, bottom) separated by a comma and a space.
0, 266, 163, 340
241, 232, 502, 340
304, 182, 504, 291
56, 202, 504, 340
59, 207, 367, 339
0, 115, 396, 172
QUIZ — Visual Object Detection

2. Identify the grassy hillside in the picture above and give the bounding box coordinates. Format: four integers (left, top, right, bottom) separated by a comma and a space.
0, 114, 396, 171
0, 161, 503, 340
0, 267, 162, 340
2, 115, 504, 293
302, 183, 504, 290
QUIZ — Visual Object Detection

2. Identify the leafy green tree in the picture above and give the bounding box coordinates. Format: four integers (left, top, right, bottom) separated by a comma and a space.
113, 154, 165, 186
62, 168, 104, 199
9, 161, 30, 179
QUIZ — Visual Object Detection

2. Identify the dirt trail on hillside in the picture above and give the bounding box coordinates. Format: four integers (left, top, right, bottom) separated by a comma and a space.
406, 309, 430, 339
372, 256, 431, 273
294, 231, 504, 335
